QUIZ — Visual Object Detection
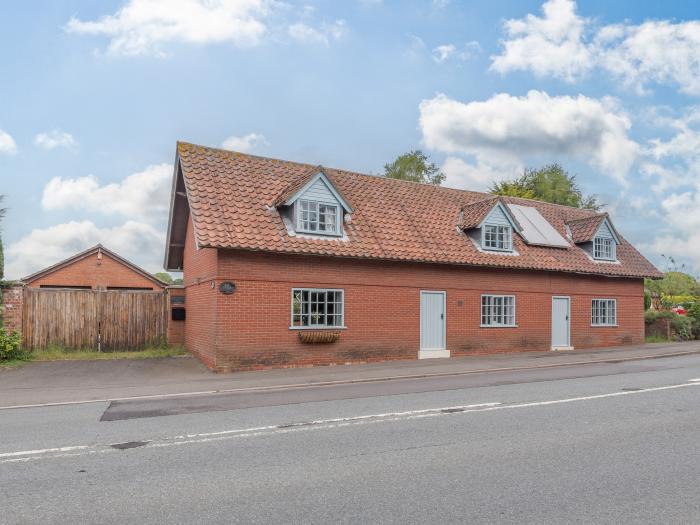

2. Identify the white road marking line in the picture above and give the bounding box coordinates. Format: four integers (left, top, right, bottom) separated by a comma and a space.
3, 380, 700, 464
688, 378, 700, 382
2, 349, 699, 411
0, 445, 90, 459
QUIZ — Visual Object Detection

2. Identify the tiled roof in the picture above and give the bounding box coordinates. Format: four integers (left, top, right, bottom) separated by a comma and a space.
458, 197, 499, 230
567, 214, 611, 243
171, 142, 661, 279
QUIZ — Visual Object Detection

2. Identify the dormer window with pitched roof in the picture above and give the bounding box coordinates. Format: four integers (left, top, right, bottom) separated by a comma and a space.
566, 213, 620, 263
274, 166, 353, 239
460, 198, 520, 254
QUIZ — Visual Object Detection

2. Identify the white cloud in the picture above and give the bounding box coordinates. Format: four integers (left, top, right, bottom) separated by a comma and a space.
432, 44, 455, 63
599, 20, 700, 96
65, 0, 270, 57
491, 0, 700, 95
5, 220, 165, 279
441, 156, 520, 192
41, 163, 172, 222
419, 90, 638, 184
0, 129, 17, 155
221, 132, 267, 152
491, 0, 592, 82
433, 41, 480, 63
288, 19, 346, 46
34, 130, 77, 150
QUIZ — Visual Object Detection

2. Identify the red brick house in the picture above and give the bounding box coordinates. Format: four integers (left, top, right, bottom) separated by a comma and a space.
164, 142, 662, 372
22, 244, 167, 291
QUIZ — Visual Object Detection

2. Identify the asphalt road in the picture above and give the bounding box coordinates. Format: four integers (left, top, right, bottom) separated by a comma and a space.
3, 353, 700, 524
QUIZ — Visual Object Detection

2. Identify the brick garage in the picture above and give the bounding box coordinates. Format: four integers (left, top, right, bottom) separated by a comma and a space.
2, 245, 186, 348
22, 244, 167, 291
165, 142, 660, 372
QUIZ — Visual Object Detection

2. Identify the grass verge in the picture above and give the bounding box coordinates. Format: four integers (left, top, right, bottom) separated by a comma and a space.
1, 345, 187, 368
645, 335, 670, 343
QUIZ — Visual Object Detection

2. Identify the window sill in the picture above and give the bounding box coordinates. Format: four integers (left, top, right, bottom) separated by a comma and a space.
480, 324, 518, 328
295, 229, 343, 238
289, 326, 347, 330
591, 324, 618, 327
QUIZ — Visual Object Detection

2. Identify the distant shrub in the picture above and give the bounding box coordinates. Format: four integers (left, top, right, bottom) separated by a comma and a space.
0, 328, 24, 361
645, 310, 693, 341
671, 315, 693, 341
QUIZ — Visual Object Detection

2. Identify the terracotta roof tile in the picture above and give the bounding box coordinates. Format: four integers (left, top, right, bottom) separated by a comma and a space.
174, 142, 662, 279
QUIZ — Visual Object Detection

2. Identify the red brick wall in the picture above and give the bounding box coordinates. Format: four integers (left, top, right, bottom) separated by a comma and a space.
27, 251, 162, 290
1, 284, 24, 334
167, 286, 186, 345
182, 216, 219, 368
181, 248, 644, 372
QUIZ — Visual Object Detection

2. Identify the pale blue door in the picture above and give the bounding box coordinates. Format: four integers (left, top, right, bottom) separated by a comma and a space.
420, 291, 445, 351
551, 297, 570, 348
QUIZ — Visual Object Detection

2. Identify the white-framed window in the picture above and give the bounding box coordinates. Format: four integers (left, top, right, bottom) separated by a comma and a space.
592, 299, 617, 326
481, 295, 516, 327
593, 237, 615, 261
483, 225, 512, 251
296, 199, 339, 235
291, 288, 344, 328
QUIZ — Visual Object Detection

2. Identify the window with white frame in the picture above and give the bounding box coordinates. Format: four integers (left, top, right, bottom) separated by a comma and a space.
292, 289, 344, 328
593, 237, 615, 261
483, 225, 512, 251
591, 299, 617, 326
481, 295, 516, 326
297, 199, 339, 235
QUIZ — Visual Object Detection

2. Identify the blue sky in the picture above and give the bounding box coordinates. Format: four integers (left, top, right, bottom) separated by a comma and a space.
3, 0, 700, 279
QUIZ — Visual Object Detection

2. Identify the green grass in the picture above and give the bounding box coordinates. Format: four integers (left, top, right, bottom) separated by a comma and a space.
0, 345, 187, 369
32, 345, 188, 361
645, 335, 670, 343
0, 356, 32, 370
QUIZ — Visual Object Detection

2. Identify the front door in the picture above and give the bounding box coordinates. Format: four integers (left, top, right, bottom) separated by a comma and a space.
420, 291, 446, 353
551, 296, 571, 349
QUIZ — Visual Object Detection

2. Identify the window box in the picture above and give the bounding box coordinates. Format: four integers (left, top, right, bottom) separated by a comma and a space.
298, 330, 341, 344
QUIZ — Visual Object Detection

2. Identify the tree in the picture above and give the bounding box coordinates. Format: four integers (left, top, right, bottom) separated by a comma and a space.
490, 163, 601, 211
384, 150, 445, 185
154, 272, 173, 285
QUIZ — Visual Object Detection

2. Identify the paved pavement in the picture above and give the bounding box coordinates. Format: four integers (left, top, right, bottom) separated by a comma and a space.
1, 341, 699, 407
2, 351, 700, 523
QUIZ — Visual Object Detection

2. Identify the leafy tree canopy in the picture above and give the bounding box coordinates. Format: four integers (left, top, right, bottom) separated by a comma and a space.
645, 256, 700, 297
384, 150, 445, 186
154, 272, 173, 285
489, 163, 601, 211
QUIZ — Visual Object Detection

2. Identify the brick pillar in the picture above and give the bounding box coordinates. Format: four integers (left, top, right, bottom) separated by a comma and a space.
1, 284, 24, 334
167, 285, 186, 346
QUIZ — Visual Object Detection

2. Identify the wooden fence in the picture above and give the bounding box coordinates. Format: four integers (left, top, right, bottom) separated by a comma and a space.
22, 288, 168, 351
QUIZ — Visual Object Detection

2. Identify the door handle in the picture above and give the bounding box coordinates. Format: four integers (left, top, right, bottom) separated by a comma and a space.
441, 313, 444, 320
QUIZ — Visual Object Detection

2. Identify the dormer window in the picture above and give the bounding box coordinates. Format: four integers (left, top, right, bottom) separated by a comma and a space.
275, 167, 353, 239
593, 236, 615, 261
297, 199, 339, 235
483, 224, 512, 251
